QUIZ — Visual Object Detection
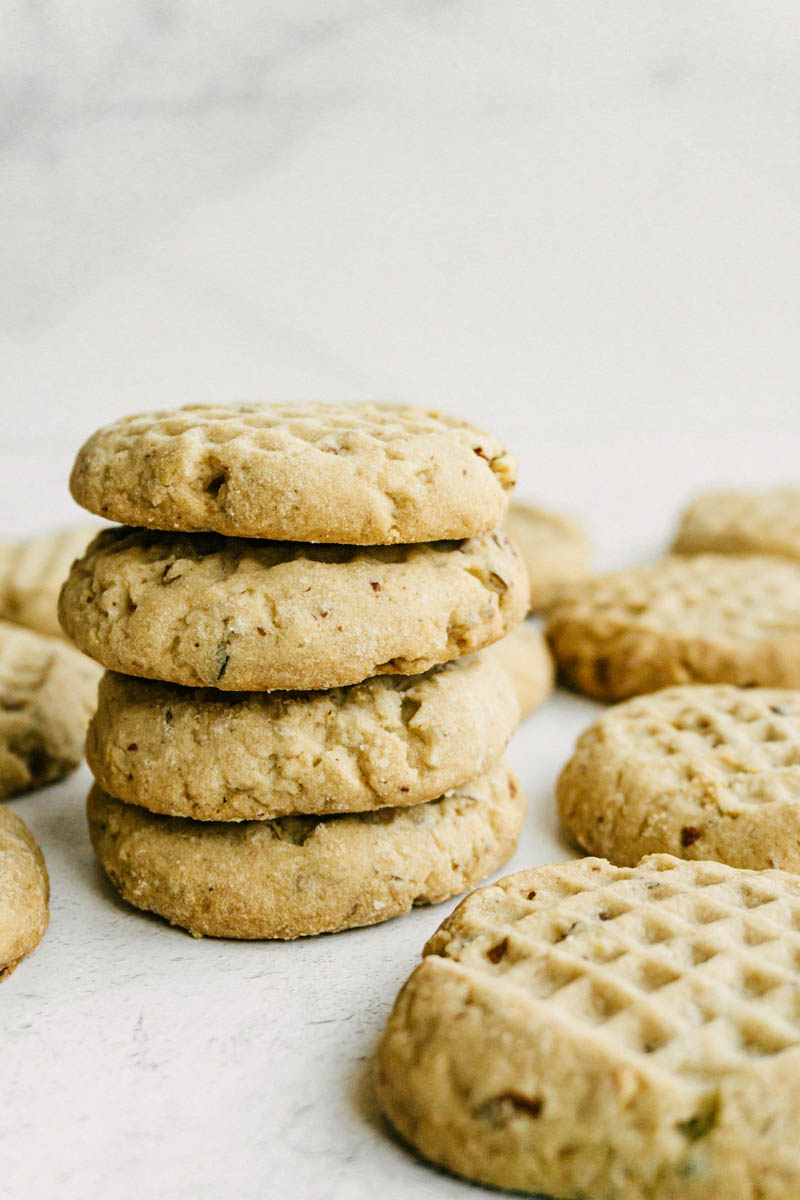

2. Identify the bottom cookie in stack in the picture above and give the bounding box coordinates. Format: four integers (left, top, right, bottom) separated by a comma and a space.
88, 762, 523, 939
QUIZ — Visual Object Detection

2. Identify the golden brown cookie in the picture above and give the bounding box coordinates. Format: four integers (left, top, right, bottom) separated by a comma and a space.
59, 527, 528, 691
488, 622, 553, 718
674, 488, 800, 561
0, 621, 99, 799
0, 526, 98, 638
546, 554, 800, 701
503, 501, 591, 610
377, 854, 800, 1199
69, 403, 516, 544
86, 650, 520, 820
0, 807, 49, 980
558, 684, 800, 871
87, 762, 524, 938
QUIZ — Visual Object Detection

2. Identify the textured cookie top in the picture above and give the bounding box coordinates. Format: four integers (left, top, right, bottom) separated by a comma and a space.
88, 761, 524, 939
546, 553, 800, 699
86, 648, 521, 820
69, 403, 516, 543
0, 526, 97, 639
674, 489, 800, 561
502, 502, 591, 611
59, 527, 527, 691
0, 807, 49, 979
378, 854, 800, 1196
558, 685, 800, 871
0, 620, 100, 799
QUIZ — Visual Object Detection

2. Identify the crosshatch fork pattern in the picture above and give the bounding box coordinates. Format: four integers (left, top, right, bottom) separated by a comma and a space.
429, 855, 800, 1081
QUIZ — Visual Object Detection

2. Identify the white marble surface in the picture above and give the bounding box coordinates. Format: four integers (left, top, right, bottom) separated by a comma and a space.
2, 3, 800, 1197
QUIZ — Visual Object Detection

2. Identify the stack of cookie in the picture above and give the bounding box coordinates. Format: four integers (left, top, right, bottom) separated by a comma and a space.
58, 403, 532, 939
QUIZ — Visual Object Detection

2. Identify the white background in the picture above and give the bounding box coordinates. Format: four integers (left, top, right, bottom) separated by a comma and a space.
2, 3, 799, 1198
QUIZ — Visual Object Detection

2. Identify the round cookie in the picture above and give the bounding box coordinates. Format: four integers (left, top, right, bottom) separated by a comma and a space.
86, 650, 520, 820
674, 488, 800, 561
0, 526, 99, 639
0, 808, 49, 980
59, 527, 528, 691
69, 403, 516, 544
0, 621, 100, 799
503, 501, 591, 610
377, 854, 800, 1199
546, 553, 800, 701
558, 684, 800, 871
488, 622, 553, 718
87, 762, 524, 939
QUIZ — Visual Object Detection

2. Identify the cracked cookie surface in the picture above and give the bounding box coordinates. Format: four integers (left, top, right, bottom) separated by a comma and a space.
0, 807, 49, 980
59, 527, 528, 691
546, 554, 800, 701
86, 649, 521, 820
87, 761, 524, 938
377, 854, 800, 1199
69, 402, 516, 543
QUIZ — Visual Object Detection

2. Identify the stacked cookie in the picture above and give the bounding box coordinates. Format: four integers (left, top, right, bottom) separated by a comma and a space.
58, 403, 531, 938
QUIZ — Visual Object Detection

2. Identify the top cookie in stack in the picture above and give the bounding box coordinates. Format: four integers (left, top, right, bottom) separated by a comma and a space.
60, 403, 530, 939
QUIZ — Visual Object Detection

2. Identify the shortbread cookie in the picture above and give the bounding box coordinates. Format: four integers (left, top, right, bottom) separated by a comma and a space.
86, 651, 520, 820
87, 762, 524, 938
503, 502, 591, 610
0, 808, 49, 980
488, 622, 553, 718
69, 403, 516, 544
377, 854, 800, 1199
546, 554, 800, 701
559, 684, 800, 871
0, 622, 99, 799
674, 488, 800, 561
0, 526, 97, 638
60, 528, 527, 691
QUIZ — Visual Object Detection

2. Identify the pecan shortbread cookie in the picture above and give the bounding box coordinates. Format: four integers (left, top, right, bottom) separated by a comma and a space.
546, 554, 800, 701
87, 762, 524, 938
60, 528, 527, 691
0, 526, 98, 638
503, 501, 591, 610
674, 488, 800, 561
488, 622, 553, 718
0, 808, 49, 980
559, 684, 800, 871
378, 854, 800, 1198
86, 650, 520, 820
0, 622, 99, 799
69, 403, 516, 544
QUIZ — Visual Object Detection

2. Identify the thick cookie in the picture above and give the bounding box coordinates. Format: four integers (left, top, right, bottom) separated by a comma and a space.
0, 622, 99, 799
503, 501, 591, 610
558, 684, 800, 871
674, 488, 800, 561
59, 528, 528, 691
87, 762, 524, 938
0, 526, 98, 638
69, 403, 516, 544
546, 554, 800, 701
86, 650, 520, 820
377, 854, 800, 1199
488, 622, 553, 718
0, 808, 49, 980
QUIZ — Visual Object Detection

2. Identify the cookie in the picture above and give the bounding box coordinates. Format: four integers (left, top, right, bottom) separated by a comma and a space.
0, 526, 98, 638
558, 684, 800, 871
86, 650, 520, 821
488, 622, 553, 718
546, 553, 800, 701
503, 501, 591, 610
59, 527, 527, 691
674, 489, 800, 561
377, 853, 800, 1199
87, 761, 524, 939
0, 622, 99, 799
0, 808, 49, 980
69, 403, 516, 544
